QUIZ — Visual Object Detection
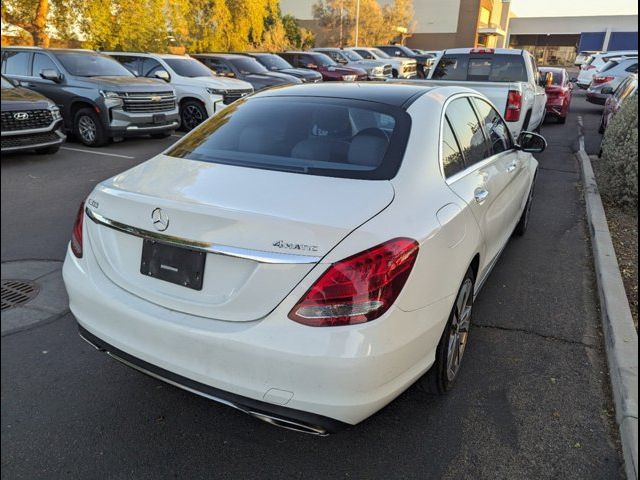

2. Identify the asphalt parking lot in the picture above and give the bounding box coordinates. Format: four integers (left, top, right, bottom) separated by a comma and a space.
1, 91, 625, 479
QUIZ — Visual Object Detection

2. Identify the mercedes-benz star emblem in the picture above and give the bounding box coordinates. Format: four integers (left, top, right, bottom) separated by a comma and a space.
151, 208, 169, 232
13, 112, 29, 120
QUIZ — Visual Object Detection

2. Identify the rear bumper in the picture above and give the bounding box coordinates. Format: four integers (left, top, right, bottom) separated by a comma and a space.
63, 241, 452, 427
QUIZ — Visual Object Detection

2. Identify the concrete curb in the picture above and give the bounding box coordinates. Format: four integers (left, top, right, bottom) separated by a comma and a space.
577, 144, 638, 480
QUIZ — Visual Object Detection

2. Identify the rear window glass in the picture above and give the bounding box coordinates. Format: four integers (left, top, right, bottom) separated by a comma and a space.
432, 54, 527, 82
540, 69, 563, 85
167, 96, 411, 180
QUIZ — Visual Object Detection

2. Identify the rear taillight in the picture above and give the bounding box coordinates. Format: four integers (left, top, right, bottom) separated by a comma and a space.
470, 48, 495, 54
71, 202, 84, 258
593, 76, 614, 85
288, 238, 419, 327
505, 90, 522, 122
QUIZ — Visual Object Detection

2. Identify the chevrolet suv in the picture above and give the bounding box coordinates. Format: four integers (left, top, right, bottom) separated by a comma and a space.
1, 47, 180, 147
1, 74, 65, 154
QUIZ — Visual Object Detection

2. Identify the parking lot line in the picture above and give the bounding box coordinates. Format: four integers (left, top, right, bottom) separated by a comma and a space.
60, 147, 135, 159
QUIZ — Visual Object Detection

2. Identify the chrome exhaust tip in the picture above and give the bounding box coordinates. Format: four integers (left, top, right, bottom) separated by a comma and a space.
248, 411, 329, 436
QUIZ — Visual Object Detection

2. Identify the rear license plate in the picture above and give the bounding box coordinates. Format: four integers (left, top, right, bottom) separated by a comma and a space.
152, 113, 166, 124
140, 239, 205, 290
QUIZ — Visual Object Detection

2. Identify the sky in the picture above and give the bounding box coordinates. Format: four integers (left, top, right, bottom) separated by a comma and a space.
510, 0, 638, 17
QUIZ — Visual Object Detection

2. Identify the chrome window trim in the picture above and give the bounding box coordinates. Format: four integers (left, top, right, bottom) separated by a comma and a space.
85, 207, 322, 265
439, 92, 517, 185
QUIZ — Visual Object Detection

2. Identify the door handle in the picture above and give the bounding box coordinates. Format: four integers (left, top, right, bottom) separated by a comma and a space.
474, 188, 489, 204
507, 161, 518, 173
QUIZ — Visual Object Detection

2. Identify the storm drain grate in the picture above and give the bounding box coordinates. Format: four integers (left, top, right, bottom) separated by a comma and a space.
1, 279, 39, 311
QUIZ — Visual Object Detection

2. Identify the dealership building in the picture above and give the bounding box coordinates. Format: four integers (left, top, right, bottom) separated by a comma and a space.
507, 15, 639, 66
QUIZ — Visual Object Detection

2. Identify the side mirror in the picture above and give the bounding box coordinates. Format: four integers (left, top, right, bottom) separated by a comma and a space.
601, 86, 614, 95
40, 69, 63, 83
517, 131, 547, 153
154, 70, 171, 82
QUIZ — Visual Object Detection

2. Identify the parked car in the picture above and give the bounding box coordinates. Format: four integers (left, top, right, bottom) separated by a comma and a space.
311, 48, 392, 80
586, 56, 638, 105
105, 52, 253, 131
1, 47, 179, 147
347, 47, 417, 79
277, 51, 367, 82
425, 48, 547, 137
576, 50, 638, 88
539, 67, 573, 123
599, 73, 638, 133
191, 53, 301, 92
375, 44, 433, 78
574, 50, 600, 67
1, 74, 65, 154
64, 82, 543, 434
240, 52, 323, 83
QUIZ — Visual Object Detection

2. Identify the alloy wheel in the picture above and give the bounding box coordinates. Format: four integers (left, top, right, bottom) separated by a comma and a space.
78, 116, 97, 144
182, 104, 205, 130
446, 278, 473, 382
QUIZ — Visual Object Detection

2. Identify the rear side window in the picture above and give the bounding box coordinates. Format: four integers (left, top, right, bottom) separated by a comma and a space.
3, 51, 31, 76
472, 98, 513, 155
441, 119, 465, 178
167, 96, 411, 180
601, 61, 619, 73
626, 62, 638, 73
433, 54, 527, 82
445, 98, 489, 166
113, 56, 142, 75
32, 53, 57, 76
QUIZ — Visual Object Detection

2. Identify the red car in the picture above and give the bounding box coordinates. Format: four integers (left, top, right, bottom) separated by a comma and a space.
540, 67, 573, 124
279, 51, 367, 82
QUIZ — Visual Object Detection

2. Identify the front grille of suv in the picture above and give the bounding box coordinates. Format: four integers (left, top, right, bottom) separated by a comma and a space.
222, 89, 253, 105
1, 130, 60, 149
120, 91, 176, 113
1, 110, 53, 132
383, 65, 393, 77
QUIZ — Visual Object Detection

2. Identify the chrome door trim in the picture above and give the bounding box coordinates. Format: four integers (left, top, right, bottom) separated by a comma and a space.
85, 207, 321, 265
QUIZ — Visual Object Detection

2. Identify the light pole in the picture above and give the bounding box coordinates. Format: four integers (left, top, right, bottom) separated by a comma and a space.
354, 0, 361, 47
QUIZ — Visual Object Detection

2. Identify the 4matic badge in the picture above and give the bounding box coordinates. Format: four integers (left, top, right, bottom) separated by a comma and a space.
272, 240, 319, 253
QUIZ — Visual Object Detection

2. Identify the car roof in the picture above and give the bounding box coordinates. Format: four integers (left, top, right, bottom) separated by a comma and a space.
442, 48, 524, 55
539, 67, 565, 72
3, 47, 97, 54
190, 53, 246, 59
253, 82, 436, 108
103, 52, 190, 59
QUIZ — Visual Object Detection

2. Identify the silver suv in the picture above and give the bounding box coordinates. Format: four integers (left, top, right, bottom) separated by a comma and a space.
311, 48, 392, 80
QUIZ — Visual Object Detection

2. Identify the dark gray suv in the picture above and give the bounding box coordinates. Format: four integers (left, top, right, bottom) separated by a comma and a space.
1, 47, 180, 147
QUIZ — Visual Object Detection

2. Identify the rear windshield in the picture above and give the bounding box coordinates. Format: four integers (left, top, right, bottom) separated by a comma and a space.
540, 69, 563, 85
53, 52, 133, 77
432, 54, 527, 82
167, 96, 411, 180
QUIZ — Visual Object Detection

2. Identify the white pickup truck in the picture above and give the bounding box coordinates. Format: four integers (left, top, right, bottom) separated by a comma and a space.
416, 48, 548, 138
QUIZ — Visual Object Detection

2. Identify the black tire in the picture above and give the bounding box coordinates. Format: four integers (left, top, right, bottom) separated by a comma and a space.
421, 267, 476, 395
180, 100, 207, 131
150, 131, 172, 139
35, 144, 60, 155
558, 115, 567, 124
74, 108, 108, 147
514, 174, 536, 237
598, 117, 606, 134
392, 69, 399, 79
522, 111, 532, 131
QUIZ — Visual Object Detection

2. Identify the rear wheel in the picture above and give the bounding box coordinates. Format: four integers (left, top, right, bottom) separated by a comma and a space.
558, 115, 567, 124
514, 175, 536, 236
180, 100, 207, 131
392, 69, 399, 79
421, 268, 475, 394
74, 108, 108, 147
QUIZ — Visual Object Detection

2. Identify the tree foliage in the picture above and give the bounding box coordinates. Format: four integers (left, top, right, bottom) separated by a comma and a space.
2, 0, 313, 52
599, 95, 639, 211
312, 0, 414, 47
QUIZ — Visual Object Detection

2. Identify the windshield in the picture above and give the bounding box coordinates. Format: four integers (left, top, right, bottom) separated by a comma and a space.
432, 54, 527, 82
371, 48, 391, 59
311, 53, 337, 67
230, 57, 268, 74
1, 76, 14, 89
255, 54, 292, 71
164, 58, 214, 78
53, 52, 133, 77
343, 50, 363, 61
167, 96, 411, 180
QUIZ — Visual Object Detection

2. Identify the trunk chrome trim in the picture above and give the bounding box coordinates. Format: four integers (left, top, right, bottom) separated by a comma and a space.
85, 207, 322, 265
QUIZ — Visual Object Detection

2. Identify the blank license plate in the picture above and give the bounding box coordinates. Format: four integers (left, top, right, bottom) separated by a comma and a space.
152, 113, 166, 124
140, 239, 205, 290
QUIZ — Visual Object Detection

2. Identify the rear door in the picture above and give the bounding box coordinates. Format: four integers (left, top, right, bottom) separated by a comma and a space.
444, 96, 516, 266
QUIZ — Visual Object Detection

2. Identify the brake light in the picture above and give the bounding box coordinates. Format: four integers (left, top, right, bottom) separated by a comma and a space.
288, 238, 419, 327
593, 76, 614, 85
470, 48, 495, 54
505, 90, 522, 122
71, 202, 84, 258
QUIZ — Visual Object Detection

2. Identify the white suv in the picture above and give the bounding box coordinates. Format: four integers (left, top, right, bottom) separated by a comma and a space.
106, 52, 254, 130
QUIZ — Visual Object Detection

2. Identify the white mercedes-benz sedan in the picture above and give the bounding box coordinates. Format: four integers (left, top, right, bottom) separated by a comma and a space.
63, 83, 545, 435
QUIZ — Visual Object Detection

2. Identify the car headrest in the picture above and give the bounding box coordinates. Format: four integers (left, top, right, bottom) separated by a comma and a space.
348, 128, 389, 167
